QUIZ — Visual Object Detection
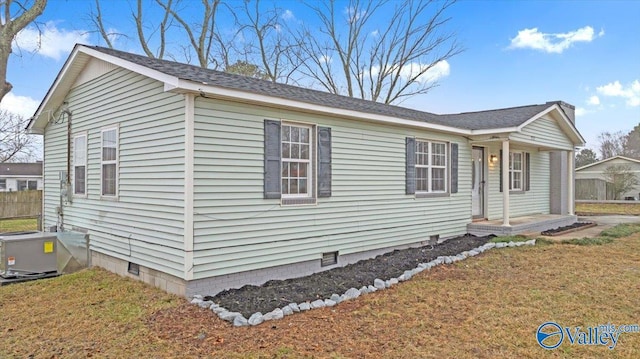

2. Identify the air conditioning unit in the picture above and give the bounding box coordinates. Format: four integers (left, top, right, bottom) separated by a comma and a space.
0, 232, 58, 278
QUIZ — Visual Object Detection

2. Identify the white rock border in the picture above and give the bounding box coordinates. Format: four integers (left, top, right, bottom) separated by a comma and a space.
190, 239, 536, 326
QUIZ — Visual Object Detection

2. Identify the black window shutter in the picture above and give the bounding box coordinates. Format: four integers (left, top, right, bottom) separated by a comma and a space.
450, 143, 458, 193
499, 149, 503, 192
264, 120, 281, 199
317, 127, 332, 197
525, 152, 531, 191
406, 137, 416, 195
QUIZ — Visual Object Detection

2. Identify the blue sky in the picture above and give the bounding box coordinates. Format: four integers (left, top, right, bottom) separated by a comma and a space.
4, 0, 639, 154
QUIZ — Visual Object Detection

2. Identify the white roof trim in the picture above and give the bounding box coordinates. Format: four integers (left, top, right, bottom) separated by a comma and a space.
78, 46, 180, 87
576, 155, 640, 171
28, 45, 181, 131
516, 104, 585, 145
175, 79, 474, 136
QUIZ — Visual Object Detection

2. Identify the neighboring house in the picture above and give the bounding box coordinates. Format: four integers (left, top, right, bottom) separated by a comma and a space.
0, 162, 43, 192
27, 45, 585, 297
575, 156, 640, 200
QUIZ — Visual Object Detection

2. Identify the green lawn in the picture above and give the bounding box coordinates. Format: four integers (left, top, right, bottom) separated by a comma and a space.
1, 225, 639, 358
576, 202, 640, 216
0, 218, 38, 233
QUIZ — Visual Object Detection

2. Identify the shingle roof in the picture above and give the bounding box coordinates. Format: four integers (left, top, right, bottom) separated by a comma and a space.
89, 45, 555, 131
0, 163, 43, 177
438, 104, 551, 130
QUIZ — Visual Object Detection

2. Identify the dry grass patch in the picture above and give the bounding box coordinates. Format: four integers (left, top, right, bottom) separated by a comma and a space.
576, 202, 640, 216
2, 233, 640, 358
0, 218, 38, 233
0, 269, 182, 358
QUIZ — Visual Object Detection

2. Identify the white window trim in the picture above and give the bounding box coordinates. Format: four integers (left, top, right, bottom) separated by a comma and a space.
416, 139, 449, 194
281, 121, 314, 199
73, 131, 88, 197
509, 151, 524, 191
0, 179, 6, 190
100, 125, 119, 199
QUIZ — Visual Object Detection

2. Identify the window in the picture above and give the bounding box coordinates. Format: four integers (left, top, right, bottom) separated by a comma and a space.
281, 123, 313, 198
509, 152, 523, 191
0, 179, 5, 190
17, 180, 37, 191
499, 151, 530, 193
73, 133, 87, 195
415, 140, 448, 193
101, 127, 118, 197
264, 120, 331, 202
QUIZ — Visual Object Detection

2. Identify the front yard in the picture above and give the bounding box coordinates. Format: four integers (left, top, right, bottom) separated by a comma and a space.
1, 226, 640, 358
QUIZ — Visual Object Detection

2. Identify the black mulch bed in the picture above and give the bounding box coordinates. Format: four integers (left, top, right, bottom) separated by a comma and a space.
541, 222, 595, 236
206, 234, 491, 318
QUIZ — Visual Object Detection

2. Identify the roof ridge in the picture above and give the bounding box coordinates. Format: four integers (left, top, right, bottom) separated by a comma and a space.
82, 45, 573, 133
442, 103, 547, 116
88, 45, 441, 118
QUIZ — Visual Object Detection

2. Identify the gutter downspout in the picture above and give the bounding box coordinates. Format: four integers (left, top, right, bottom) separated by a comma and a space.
58, 105, 72, 231
64, 108, 72, 191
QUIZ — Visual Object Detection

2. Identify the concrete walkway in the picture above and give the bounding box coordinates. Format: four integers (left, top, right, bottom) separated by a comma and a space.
540, 215, 640, 241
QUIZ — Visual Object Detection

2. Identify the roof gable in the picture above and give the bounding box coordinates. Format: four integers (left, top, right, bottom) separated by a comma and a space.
576, 155, 640, 171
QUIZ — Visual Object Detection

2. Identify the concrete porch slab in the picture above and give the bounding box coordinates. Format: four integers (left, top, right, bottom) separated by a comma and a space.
467, 214, 578, 237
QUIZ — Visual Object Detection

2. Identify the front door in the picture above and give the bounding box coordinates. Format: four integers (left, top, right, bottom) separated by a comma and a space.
472, 147, 485, 219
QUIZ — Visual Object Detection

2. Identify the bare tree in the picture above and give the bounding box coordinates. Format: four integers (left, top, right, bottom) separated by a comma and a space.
238, 0, 302, 83
91, 0, 237, 69
0, 110, 38, 162
598, 131, 626, 159
603, 164, 640, 200
0, 0, 47, 103
292, 0, 462, 104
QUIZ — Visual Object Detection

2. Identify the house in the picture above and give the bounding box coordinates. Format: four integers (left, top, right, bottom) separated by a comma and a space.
575, 156, 640, 200
0, 162, 43, 192
27, 45, 585, 297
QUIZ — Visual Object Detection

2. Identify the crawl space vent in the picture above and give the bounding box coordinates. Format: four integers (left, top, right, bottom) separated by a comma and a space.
128, 262, 140, 276
321, 251, 338, 267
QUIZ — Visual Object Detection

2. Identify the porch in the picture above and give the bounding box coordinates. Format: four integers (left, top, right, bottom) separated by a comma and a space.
467, 214, 578, 237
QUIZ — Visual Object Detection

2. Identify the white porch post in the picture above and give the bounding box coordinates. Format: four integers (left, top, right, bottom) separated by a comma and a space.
502, 140, 510, 226
567, 149, 575, 215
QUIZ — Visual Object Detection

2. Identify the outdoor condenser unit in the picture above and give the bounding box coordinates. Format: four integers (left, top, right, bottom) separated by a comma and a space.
0, 232, 58, 278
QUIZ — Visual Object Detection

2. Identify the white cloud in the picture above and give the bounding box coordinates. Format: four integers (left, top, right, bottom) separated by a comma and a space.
105, 27, 120, 47
575, 107, 588, 117
596, 80, 640, 107
13, 21, 89, 61
282, 9, 295, 21
587, 95, 600, 106
318, 54, 332, 64
344, 7, 366, 23
598, 28, 605, 37
371, 60, 450, 84
509, 26, 601, 53
371, 30, 379, 37
0, 92, 39, 119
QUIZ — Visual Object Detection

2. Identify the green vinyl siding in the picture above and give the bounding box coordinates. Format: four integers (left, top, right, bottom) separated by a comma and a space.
42, 67, 186, 278
192, 97, 472, 279
511, 116, 573, 150
486, 143, 550, 220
